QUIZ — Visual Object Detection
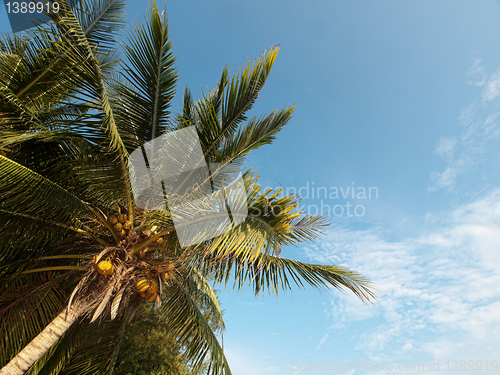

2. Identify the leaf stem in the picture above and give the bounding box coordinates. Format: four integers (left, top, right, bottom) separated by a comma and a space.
36, 255, 92, 261
120, 157, 134, 224
88, 206, 120, 245
22, 266, 89, 274
130, 228, 172, 255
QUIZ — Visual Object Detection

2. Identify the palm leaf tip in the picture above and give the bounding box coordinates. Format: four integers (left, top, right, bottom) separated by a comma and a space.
321, 264, 377, 304
271, 258, 376, 303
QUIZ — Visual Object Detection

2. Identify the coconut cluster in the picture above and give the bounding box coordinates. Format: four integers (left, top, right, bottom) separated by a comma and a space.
89, 213, 172, 303
107, 213, 132, 238
135, 261, 175, 302
91, 255, 176, 303
136, 278, 158, 301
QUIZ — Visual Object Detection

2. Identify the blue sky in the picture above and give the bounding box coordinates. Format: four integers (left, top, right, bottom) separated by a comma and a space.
3, 1, 500, 374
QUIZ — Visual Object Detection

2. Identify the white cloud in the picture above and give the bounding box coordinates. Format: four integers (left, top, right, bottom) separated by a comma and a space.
467, 57, 487, 87
429, 167, 458, 190
435, 137, 457, 161
316, 332, 329, 350
430, 60, 500, 191
483, 69, 500, 101
302, 189, 500, 372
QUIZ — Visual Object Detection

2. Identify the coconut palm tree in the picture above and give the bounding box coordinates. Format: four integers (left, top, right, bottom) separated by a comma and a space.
0, 1, 375, 374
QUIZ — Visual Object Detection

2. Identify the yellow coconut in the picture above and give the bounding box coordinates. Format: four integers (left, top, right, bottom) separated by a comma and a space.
119, 229, 126, 237
118, 214, 127, 223
108, 215, 118, 225
149, 279, 158, 294
113, 222, 123, 231
145, 290, 156, 302
137, 278, 158, 301
136, 278, 151, 293
156, 237, 164, 245
123, 221, 132, 230
97, 260, 113, 276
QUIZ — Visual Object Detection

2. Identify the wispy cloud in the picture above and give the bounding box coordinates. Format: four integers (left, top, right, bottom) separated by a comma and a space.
467, 57, 487, 87
430, 59, 500, 191
483, 69, 500, 101
301, 189, 500, 372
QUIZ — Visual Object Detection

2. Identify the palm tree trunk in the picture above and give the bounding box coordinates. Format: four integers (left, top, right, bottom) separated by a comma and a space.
0, 305, 82, 375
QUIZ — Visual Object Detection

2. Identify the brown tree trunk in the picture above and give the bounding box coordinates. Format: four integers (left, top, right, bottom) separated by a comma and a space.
0, 305, 82, 375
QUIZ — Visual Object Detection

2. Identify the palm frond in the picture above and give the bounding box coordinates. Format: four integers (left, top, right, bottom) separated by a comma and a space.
0, 128, 126, 214
137, 172, 328, 261
0, 32, 85, 130
183, 265, 225, 331
193, 47, 279, 160
57, 315, 129, 375
208, 254, 376, 303
0, 210, 106, 262
200, 175, 329, 261
0, 155, 100, 259
75, 0, 127, 53
160, 281, 231, 375
0, 273, 69, 367
111, 1, 178, 149
0, 155, 90, 216
40, 0, 127, 155
213, 106, 295, 168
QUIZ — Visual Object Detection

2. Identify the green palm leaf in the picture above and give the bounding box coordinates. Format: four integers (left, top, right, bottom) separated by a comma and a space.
0, 272, 72, 368
0, 156, 99, 258
111, 1, 178, 149
210, 254, 375, 302
214, 106, 296, 168
194, 48, 279, 159
76, 0, 126, 53
41, 0, 127, 155
161, 281, 231, 375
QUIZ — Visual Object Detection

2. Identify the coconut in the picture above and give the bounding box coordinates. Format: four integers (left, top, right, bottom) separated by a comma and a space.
108, 215, 118, 225
97, 260, 113, 276
114, 223, 123, 231
137, 278, 158, 301
145, 290, 156, 302
119, 229, 126, 237
149, 279, 158, 294
156, 237, 164, 245
118, 214, 127, 223
136, 278, 151, 293
123, 221, 132, 230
